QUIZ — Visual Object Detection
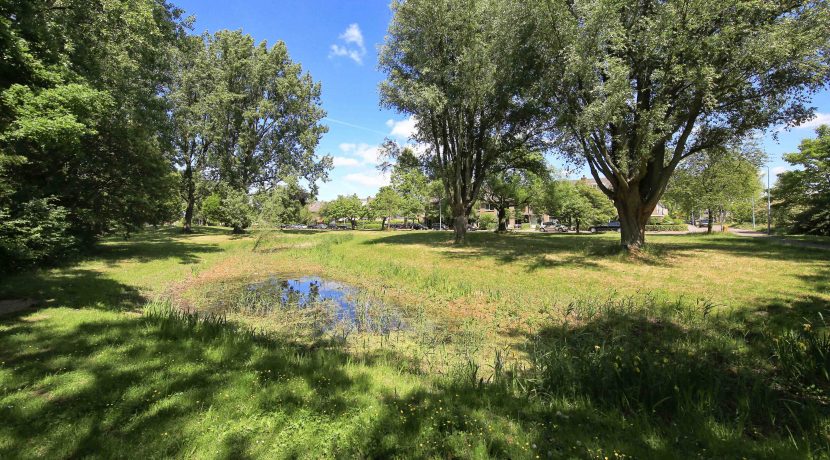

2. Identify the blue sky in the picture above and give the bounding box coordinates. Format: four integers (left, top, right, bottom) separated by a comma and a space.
175, 0, 830, 201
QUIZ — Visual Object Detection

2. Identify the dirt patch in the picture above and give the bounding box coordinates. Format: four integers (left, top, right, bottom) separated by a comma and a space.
0, 298, 38, 316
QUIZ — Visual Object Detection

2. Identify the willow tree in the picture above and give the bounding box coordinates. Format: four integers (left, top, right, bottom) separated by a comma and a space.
528, 0, 830, 249
379, 0, 543, 244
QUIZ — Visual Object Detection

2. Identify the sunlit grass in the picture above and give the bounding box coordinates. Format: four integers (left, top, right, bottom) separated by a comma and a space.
1, 227, 828, 458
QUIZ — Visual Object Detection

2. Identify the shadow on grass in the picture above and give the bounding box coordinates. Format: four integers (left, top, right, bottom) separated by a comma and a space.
95, 227, 227, 266
0, 226, 230, 312
2, 303, 824, 458
0, 269, 145, 311
363, 231, 830, 270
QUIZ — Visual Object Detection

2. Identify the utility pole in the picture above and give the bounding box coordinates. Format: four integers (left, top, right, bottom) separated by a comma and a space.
751, 195, 756, 229
439, 196, 442, 229
766, 165, 772, 235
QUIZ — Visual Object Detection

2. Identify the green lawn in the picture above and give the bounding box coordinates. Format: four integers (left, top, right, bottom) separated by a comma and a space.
1, 228, 828, 458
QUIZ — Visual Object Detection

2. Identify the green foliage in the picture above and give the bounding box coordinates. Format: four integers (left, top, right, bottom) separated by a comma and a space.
526, 0, 830, 247
773, 126, 830, 235
367, 186, 403, 228
219, 189, 253, 233
204, 31, 331, 194
0, 198, 77, 271
542, 181, 615, 232
645, 225, 688, 232
200, 194, 223, 225
478, 213, 496, 230
482, 153, 548, 230
0, 0, 185, 255
322, 195, 364, 229
379, 0, 544, 243
663, 143, 763, 226
256, 182, 309, 227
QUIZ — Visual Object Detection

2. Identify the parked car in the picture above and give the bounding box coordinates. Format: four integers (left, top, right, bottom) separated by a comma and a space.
431, 223, 449, 230
588, 220, 621, 233
539, 220, 568, 233
697, 219, 710, 228
412, 223, 428, 230
312, 223, 328, 229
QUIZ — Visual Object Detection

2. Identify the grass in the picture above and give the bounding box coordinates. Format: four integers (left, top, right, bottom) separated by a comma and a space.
1, 226, 828, 458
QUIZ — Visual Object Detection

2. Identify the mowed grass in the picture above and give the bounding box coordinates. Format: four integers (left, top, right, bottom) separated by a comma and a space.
1, 227, 828, 458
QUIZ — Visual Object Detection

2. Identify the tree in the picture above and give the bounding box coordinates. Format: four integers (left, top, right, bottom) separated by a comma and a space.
542, 181, 615, 233
255, 180, 310, 227
322, 195, 363, 230
368, 187, 403, 229
169, 34, 216, 233
393, 169, 429, 227
772, 125, 830, 235
379, 0, 544, 244
528, 0, 830, 249
201, 194, 223, 226
481, 152, 548, 232
206, 31, 331, 195
664, 144, 763, 233
0, 0, 185, 256
219, 189, 254, 234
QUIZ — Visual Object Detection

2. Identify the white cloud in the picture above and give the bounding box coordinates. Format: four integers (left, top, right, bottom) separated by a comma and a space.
387, 116, 417, 139
771, 166, 791, 176
345, 171, 390, 187
793, 112, 830, 130
329, 23, 366, 65
338, 142, 381, 165
340, 23, 364, 49
332, 156, 360, 167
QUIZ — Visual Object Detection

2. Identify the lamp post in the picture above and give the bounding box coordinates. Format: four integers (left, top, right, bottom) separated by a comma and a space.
766, 165, 771, 235
438, 196, 442, 229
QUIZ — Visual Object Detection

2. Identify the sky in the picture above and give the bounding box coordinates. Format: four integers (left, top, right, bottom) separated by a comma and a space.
174, 0, 830, 201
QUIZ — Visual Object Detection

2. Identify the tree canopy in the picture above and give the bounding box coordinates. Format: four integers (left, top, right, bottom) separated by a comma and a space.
0, 0, 186, 269
663, 142, 764, 232
524, 0, 830, 249
379, 0, 544, 243
773, 125, 830, 235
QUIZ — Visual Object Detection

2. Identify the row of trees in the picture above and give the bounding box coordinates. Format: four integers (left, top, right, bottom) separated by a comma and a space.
0, 1, 331, 270
379, 0, 830, 249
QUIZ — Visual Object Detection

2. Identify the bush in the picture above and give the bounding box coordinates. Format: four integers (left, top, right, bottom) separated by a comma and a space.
358, 222, 382, 230
0, 198, 77, 271
478, 213, 496, 230
645, 224, 687, 232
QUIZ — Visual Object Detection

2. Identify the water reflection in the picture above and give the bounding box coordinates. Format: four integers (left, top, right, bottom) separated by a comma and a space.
219, 276, 406, 335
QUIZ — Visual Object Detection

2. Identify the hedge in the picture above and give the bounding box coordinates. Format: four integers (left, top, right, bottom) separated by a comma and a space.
645, 224, 688, 232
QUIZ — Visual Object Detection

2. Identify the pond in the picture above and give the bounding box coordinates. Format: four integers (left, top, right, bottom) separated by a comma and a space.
213, 276, 406, 335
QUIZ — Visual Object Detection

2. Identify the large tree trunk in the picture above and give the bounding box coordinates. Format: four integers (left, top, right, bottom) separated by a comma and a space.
614, 192, 650, 250
497, 206, 508, 232
453, 214, 468, 243
381, 216, 388, 230
707, 208, 713, 234
182, 163, 195, 233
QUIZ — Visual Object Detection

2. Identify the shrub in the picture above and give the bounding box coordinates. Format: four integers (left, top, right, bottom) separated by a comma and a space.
0, 198, 77, 271
478, 213, 496, 230
645, 224, 687, 232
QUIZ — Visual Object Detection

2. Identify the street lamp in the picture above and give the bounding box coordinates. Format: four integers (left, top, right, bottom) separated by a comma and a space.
766, 165, 771, 235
